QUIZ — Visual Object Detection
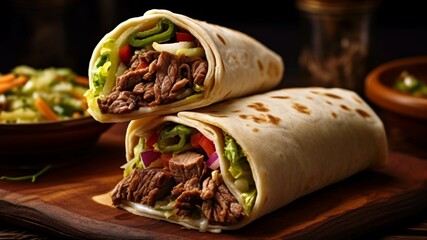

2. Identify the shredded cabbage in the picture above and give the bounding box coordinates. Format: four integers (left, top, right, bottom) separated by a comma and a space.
0, 65, 90, 123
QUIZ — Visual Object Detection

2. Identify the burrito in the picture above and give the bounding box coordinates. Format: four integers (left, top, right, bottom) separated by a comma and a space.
110, 87, 388, 232
85, 9, 284, 123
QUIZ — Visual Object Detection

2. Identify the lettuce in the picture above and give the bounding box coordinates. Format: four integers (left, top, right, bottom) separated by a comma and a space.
91, 39, 115, 97
223, 132, 256, 214
122, 137, 145, 177
224, 133, 252, 180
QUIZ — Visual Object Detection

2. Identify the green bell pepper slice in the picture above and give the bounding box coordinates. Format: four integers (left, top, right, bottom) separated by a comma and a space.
129, 18, 176, 48
157, 124, 194, 153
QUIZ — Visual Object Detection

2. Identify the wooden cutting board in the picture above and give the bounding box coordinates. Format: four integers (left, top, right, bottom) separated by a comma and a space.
1, 123, 426, 240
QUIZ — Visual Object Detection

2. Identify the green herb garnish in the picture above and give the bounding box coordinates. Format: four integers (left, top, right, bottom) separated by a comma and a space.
0, 164, 52, 183
393, 71, 427, 98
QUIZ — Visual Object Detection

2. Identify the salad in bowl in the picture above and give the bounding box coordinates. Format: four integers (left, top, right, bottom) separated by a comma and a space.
0, 65, 90, 123
0, 65, 112, 169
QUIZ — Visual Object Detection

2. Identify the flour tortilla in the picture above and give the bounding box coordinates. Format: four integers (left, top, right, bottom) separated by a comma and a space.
118, 87, 388, 232
86, 9, 284, 122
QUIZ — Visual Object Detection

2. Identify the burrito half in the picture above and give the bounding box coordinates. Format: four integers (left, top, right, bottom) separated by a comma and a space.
85, 9, 284, 122
111, 87, 388, 232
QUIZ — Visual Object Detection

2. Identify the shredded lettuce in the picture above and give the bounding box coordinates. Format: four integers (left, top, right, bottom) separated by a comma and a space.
91, 39, 115, 97
192, 84, 204, 92
122, 138, 145, 177
224, 133, 252, 179
223, 132, 256, 215
84, 38, 117, 117
241, 189, 256, 214
153, 197, 177, 219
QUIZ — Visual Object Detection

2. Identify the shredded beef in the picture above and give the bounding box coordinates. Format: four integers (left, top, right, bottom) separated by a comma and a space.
115, 68, 150, 91
168, 151, 207, 183
153, 52, 178, 105
200, 175, 215, 199
98, 91, 141, 114
98, 49, 208, 114
111, 168, 175, 207
172, 177, 203, 217
192, 59, 208, 85
171, 176, 200, 197
111, 152, 244, 226
201, 175, 244, 225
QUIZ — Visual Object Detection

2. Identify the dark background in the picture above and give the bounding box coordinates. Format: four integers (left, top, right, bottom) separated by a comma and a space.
1, 0, 426, 87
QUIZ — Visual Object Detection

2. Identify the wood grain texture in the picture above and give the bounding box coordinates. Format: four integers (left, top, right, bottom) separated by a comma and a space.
0, 123, 426, 240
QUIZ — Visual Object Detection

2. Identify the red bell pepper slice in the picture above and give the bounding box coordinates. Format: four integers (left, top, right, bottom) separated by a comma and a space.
176, 32, 196, 42
146, 131, 160, 149
119, 44, 132, 65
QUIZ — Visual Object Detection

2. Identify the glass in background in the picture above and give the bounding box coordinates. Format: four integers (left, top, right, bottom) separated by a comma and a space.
296, 0, 380, 95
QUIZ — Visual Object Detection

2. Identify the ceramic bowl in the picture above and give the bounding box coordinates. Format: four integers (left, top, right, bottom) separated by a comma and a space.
365, 55, 427, 158
0, 116, 112, 169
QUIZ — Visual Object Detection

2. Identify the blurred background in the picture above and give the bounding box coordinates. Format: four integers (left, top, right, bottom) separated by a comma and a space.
0, 0, 426, 90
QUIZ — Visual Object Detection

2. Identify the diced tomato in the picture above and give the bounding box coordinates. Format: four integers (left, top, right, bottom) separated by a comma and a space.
119, 44, 132, 65
160, 153, 173, 169
199, 136, 216, 157
191, 131, 203, 148
191, 131, 215, 156
176, 32, 196, 42
146, 131, 160, 149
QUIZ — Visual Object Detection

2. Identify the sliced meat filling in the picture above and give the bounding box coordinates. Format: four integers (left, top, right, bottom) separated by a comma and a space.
201, 175, 243, 225
98, 49, 208, 114
111, 168, 175, 206
169, 151, 207, 183
112, 151, 244, 225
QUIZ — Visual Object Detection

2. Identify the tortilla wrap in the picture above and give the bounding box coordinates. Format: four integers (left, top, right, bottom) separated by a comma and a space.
111, 87, 388, 232
85, 9, 284, 123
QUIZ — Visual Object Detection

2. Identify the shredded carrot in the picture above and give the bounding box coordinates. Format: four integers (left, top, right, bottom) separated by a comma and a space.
74, 76, 89, 86
13, 76, 27, 85
72, 112, 82, 118
55, 75, 66, 81
82, 99, 88, 111
0, 83, 11, 93
0, 73, 15, 83
69, 92, 88, 110
34, 97, 59, 121
70, 91, 85, 100
0, 75, 28, 93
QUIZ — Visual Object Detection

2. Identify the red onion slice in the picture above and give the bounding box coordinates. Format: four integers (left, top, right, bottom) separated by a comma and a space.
206, 152, 220, 170
140, 149, 161, 167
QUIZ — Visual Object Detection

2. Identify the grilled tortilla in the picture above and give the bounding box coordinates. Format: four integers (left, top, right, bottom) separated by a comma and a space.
85, 9, 284, 123
111, 87, 388, 232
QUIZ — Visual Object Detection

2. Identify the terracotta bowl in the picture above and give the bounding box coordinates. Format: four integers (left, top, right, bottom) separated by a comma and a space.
365, 55, 427, 158
0, 116, 112, 169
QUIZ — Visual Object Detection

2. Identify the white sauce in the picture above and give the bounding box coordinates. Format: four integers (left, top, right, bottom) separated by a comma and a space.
123, 201, 222, 233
